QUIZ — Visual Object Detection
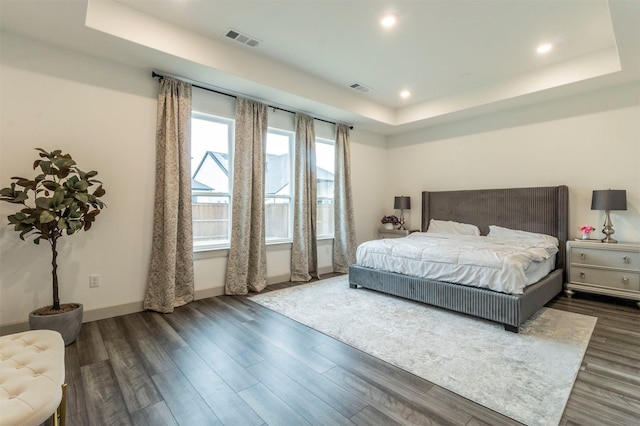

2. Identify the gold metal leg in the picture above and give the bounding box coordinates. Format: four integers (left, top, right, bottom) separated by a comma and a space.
50, 383, 67, 426
60, 383, 67, 426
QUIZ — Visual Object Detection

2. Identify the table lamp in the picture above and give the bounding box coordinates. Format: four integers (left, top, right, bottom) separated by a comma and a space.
591, 189, 627, 243
394, 196, 411, 230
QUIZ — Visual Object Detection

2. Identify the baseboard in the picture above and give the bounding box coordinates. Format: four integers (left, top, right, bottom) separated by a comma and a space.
0, 268, 335, 336
195, 286, 225, 300
0, 301, 146, 336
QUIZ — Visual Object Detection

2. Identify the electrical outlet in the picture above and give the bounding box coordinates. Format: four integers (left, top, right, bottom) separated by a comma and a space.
89, 274, 100, 288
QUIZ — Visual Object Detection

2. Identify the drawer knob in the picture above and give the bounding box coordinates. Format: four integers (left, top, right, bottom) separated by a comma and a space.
622, 277, 629, 286
580, 252, 586, 261
579, 272, 586, 280
623, 256, 630, 264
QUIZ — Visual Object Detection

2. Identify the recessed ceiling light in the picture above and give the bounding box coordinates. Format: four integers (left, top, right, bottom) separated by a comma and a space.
381, 14, 396, 28
400, 90, 411, 98
536, 43, 553, 54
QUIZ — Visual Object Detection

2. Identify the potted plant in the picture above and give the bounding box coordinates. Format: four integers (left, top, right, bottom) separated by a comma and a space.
381, 215, 399, 230
0, 148, 106, 345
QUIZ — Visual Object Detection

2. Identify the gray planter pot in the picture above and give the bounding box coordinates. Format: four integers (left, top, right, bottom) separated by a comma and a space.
29, 303, 83, 346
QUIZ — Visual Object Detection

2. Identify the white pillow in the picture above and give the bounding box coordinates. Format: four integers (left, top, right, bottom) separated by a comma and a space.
487, 225, 558, 246
426, 219, 481, 236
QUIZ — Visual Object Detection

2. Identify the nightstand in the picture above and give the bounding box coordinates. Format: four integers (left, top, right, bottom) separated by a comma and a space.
565, 240, 640, 308
378, 228, 413, 239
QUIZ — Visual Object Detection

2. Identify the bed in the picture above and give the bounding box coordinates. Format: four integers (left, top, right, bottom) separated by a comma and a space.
348, 185, 568, 332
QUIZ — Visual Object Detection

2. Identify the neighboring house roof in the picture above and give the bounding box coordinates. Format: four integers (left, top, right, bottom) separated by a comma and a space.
191, 179, 212, 191
192, 150, 334, 193
193, 152, 229, 179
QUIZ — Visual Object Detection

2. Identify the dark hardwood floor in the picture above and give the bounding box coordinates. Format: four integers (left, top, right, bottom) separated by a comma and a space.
62, 275, 640, 426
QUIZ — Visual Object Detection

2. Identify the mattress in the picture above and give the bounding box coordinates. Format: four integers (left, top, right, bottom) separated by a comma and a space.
355, 232, 558, 295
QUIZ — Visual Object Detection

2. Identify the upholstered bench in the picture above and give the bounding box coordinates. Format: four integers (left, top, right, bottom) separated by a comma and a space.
0, 330, 66, 426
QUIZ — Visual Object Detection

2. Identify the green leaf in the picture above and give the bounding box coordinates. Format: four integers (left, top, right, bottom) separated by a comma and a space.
15, 178, 35, 188
0, 185, 15, 197
52, 187, 65, 206
74, 180, 88, 191
35, 148, 49, 157
12, 191, 29, 203
39, 210, 56, 223
42, 180, 59, 191
55, 168, 71, 179
73, 193, 89, 203
93, 185, 106, 197
52, 157, 76, 170
35, 197, 52, 209
39, 161, 52, 174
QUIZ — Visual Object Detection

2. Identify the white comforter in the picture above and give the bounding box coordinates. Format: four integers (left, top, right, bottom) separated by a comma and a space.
355, 232, 559, 295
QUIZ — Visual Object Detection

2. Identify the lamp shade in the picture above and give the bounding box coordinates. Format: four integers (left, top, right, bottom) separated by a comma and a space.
394, 196, 411, 210
591, 190, 627, 211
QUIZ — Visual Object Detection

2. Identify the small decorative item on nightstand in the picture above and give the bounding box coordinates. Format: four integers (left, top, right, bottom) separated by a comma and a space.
381, 215, 399, 230
579, 225, 595, 240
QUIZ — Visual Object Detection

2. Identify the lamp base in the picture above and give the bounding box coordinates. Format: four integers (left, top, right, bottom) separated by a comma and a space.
398, 211, 406, 230
601, 211, 618, 243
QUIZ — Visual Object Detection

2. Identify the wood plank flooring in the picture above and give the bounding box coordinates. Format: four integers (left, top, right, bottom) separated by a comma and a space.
62, 275, 640, 426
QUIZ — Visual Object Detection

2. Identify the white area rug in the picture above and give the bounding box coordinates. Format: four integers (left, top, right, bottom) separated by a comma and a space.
249, 276, 597, 426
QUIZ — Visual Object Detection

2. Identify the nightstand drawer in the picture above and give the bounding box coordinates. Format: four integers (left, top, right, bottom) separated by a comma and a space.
570, 247, 640, 269
570, 267, 640, 291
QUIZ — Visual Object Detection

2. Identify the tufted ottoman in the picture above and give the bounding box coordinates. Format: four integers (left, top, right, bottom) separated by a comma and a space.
0, 330, 66, 426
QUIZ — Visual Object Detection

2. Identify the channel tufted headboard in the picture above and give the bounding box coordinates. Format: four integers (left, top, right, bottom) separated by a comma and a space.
421, 185, 569, 272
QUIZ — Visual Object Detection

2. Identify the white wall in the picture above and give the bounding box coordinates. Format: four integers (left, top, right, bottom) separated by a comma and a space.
2, 32, 637, 330
0, 33, 387, 329
385, 83, 640, 242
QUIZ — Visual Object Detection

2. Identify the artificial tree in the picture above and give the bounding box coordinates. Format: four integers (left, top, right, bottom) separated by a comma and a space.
0, 148, 106, 314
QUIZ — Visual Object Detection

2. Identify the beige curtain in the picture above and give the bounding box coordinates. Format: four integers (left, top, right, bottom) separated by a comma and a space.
225, 98, 268, 295
333, 124, 356, 272
144, 77, 194, 313
291, 113, 318, 282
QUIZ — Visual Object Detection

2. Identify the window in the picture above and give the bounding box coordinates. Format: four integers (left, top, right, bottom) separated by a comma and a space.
191, 111, 335, 250
265, 129, 293, 242
191, 112, 233, 249
316, 138, 335, 238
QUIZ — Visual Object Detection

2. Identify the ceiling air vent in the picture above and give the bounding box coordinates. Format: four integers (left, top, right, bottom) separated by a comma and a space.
225, 29, 260, 47
350, 83, 372, 93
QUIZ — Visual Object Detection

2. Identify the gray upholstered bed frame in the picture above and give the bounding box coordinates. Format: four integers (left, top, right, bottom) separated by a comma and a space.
349, 185, 568, 332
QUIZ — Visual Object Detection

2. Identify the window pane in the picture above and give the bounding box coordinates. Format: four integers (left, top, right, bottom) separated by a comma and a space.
265, 197, 290, 240
191, 113, 233, 248
316, 139, 335, 237
192, 116, 231, 194
265, 131, 291, 196
317, 198, 334, 237
265, 130, 292, 241
192, 193, 230, 248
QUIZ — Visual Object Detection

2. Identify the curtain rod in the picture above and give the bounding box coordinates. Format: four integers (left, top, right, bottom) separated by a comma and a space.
151, 71, 353, 130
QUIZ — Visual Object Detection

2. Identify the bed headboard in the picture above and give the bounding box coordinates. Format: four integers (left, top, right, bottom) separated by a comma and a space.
422, 186, 569, 271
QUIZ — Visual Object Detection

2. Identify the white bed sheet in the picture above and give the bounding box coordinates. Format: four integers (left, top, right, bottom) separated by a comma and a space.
355, 232, 558, 295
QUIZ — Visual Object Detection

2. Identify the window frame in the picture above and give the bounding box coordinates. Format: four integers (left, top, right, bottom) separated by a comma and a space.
315, 137, 335, 239
190, 112, 336, 252
265, 127, 295, 244
191, 111, 234, 251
